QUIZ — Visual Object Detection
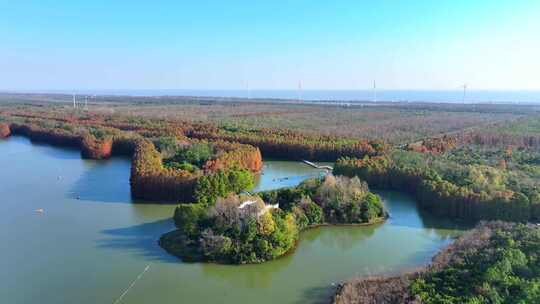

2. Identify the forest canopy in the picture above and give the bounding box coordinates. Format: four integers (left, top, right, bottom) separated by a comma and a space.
334, 145, 540, 222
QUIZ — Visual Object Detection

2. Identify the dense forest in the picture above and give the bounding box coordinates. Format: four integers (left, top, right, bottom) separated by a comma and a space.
2, 107, 540, 221
187, 124, 386, 161
3, 107, 540, 219
131, 137, 261, 202
159, 174, 386, 264
462, 118, 540, 150
331, 117, 540, 302
0, 108, 385, 161
12, 92, 523, 144
334, 142, 540, 222
333, 221, 540, 304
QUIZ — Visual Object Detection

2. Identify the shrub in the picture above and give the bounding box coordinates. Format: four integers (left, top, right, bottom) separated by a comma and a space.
298, 196, 324, 225
163, 160, 198, 172
167, 142, 214, 168
194, 169, 254, 205
361, 193, 385, 222
155, 136, 179, 158
315, 175, 375, 223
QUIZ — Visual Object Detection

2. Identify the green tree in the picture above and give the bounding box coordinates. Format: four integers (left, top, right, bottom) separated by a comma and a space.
173, 204, 207, 237
195, 169, 254, 205
361, 193, 384, 222
302, 198, 324, 225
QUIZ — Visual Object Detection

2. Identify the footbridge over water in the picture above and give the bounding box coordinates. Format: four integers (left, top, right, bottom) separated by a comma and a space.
302, 160, 333, 171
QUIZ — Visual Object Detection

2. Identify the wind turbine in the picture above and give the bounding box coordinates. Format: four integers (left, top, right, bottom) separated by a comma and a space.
462, 84, 468, 103
72, 93, 76, 108
84, 96, 88, 110
242, 67, 251, 100
297, 80, 303, 102
373, 80, 377, 103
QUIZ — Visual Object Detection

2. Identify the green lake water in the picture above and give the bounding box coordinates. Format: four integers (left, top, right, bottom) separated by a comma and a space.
0, 136, 466, 304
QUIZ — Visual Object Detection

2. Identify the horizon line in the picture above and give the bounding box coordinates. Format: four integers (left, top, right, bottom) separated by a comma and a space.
3, 88, 540, 92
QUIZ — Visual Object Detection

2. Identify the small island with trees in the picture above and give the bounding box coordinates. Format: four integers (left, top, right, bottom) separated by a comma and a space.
160, 174, 386, 264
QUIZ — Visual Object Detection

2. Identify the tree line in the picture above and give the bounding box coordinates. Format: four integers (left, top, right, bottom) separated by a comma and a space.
186, 124, 387, 161
2, 108, 386, 161
334, 151, 540, 222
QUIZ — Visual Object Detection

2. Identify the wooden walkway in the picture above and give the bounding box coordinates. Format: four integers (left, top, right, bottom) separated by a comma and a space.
302, 160, 333, 171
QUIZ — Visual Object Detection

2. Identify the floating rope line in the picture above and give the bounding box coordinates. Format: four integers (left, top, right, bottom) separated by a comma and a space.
112, 264, 151, 304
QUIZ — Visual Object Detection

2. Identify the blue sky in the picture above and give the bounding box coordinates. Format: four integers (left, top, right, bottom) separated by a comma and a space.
1, 0, 539, 90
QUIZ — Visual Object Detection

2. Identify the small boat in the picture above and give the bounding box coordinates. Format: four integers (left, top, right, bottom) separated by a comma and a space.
35, 208, 44, 213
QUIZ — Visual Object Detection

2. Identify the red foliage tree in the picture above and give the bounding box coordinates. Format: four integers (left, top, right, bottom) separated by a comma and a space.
80, 135, 113, 159
0, 123, 10, 138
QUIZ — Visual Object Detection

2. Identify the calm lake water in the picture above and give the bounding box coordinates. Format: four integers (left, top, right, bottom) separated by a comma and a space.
0, 136, 466, 304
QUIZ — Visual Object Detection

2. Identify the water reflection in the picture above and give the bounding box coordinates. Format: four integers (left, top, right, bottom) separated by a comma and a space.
295, 285, 337, 304
98, 218, 177, 263
301, 224, 379, 251
69, 158, 133, 204
199, 254, 294, 288
16, 135, 82, 160
198, 224, 381, 289
417, 207, 474, 235
381, 191, 470, 236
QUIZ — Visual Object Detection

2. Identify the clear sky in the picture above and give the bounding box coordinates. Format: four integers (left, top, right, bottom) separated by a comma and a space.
1, 0, 539, 91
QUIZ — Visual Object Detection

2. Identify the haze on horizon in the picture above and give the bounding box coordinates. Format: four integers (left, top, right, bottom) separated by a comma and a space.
1, 0, 539, 91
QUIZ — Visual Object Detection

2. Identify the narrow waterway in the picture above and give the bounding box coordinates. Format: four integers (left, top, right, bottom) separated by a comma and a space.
0, 136, 466, 304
